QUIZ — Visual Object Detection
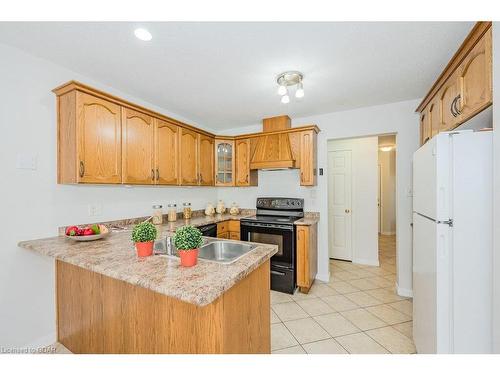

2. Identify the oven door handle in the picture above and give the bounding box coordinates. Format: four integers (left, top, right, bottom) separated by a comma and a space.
270, 270, 286, 276
241, 222, 294, 231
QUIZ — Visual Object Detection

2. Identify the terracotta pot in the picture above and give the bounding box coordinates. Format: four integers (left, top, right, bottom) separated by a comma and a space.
178, 248, 199, 267
135, 241, 154, 257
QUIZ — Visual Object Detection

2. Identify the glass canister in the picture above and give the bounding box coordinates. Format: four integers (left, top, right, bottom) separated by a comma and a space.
167, 204, 177, 222
152, 204, 163, 225
183, 202, 192, 219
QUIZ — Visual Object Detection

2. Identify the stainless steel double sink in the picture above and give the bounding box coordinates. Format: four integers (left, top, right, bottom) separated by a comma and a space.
154, 237, 257, 264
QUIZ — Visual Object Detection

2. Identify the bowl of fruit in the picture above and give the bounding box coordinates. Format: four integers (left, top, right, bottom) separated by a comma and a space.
65, 224, 109, 241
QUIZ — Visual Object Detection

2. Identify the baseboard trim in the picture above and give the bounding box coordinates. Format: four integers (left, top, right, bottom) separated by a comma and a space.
352, 258, 380, 267
396, 283, 413, 298
316, 272, 330, 283
23, 332, 56, 349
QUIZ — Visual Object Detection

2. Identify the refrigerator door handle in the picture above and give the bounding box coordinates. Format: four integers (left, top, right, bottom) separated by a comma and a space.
414, 212, 453, 227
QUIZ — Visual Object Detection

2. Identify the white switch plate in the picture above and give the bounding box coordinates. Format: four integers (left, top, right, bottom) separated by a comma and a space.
16, 153, 37, 170
88, 204, 102, 217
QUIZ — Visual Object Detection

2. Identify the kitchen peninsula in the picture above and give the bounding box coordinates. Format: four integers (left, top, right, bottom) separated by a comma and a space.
18, 213, 277, 354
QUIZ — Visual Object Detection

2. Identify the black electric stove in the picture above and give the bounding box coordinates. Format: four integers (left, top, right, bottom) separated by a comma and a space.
240, 197, 304, 294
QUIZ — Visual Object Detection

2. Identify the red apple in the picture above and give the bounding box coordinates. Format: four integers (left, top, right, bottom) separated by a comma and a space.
65, 226, 79, 236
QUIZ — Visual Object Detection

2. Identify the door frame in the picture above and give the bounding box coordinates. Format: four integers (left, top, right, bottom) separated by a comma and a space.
326, 133, 398, 268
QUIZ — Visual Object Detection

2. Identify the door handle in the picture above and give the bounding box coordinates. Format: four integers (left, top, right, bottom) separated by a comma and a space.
345, 209, 351, 213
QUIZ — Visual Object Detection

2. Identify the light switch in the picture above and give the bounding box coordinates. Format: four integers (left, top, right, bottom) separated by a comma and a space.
16, 153, 37, 170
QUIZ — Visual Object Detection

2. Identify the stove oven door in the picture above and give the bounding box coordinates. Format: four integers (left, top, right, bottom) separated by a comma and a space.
240, 222, 295, 268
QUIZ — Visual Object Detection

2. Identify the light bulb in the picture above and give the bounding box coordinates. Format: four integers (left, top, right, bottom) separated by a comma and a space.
134, 28, 152, 41
379, 146, 393, 152
281, 94, 290, 104
295, 82, 304, 98
278, 85, 287, 96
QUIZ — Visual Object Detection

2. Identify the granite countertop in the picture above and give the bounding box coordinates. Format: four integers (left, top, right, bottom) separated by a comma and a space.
293, 217, 319, 226
18, 214, 277, 307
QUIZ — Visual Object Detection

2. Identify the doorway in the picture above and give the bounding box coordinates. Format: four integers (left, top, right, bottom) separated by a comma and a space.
327, 134, 397, 269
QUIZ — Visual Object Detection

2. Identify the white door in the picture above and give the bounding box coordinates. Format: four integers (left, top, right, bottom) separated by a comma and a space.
328, 150, 352, 260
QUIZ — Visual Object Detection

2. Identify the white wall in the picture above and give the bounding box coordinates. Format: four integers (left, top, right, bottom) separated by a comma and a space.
379, 148, 397, 235
327, 137, 379, 265
217, 99, 420, 291
0, 43, 218, 348
492, 22, 500, 354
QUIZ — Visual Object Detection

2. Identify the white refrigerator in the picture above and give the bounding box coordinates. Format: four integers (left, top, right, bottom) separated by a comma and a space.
412, 130, 493, 354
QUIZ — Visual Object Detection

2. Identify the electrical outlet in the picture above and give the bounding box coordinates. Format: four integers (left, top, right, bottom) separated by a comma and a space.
88, 204, 102, 217
16, 153, 37, 170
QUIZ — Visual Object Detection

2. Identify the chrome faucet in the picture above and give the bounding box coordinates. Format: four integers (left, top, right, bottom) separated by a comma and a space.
166, 236, 174, 256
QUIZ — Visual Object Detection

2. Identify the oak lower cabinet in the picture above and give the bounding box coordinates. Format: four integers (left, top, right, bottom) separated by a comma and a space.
58, 91, 122, 184
217, 220, 240, 240
296, 223, 318, 293
179, 128, 199, 185
198, 135, 215, 186
235, 138, 257, 186
155, 119, 179, 185
122, 108, 155, 184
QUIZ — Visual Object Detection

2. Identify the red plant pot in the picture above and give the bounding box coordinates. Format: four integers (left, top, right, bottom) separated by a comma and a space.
135, 241, 154, 257
178, 248, 199, 267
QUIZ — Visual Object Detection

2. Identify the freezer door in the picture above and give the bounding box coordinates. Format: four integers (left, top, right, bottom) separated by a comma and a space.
413, 133, 451, 221
413, 212, 452, 354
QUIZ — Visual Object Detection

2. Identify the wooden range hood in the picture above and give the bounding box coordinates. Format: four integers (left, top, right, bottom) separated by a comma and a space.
250, 115, 296, 170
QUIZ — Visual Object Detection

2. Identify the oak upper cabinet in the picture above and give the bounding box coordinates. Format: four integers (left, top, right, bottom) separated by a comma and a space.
457, 28, 492, 122
121, 108, 155, 184
235, 138, 257, 186
437, 70, 460, 132
58, 91, 122, 184
299, 130, 317, 186
198, 135, 215, 186
416, 22, 492, 144
179, 128, 199, 185
296, 223, 318, 293
419, 107, 431, 146
215, 139, 235, 186
155, 119, 179, 185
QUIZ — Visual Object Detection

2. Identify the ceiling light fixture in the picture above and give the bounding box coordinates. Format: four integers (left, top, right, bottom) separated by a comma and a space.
379, 146, 394, 152
281, 94, 290, 104
276, 71, 304, 104
134, 28, 152, 41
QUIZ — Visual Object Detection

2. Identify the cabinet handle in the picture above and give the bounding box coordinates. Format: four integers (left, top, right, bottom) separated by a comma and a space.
301, 171, 304, 181
199, 173, 203, 183
156, 169, 159, 181
151, 169, 155, 181
345, 209, 351, 213
450, 96, 458, 117
454, 94, 462, 115
79, 161, 85, 178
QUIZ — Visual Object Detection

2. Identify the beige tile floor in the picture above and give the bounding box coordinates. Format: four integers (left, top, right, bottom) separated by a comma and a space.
272, 235, 416, 354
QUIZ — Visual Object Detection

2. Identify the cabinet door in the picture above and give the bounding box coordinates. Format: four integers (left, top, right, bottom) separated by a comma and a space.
299, 130, 316, 186
122, 108, 154, 184
419, 110, 429, 146
179, 128, 199, 185
457, 28, 492, 121
215, 140, 234, 186
235, 139, 251, 186
428, 99, 440, 137
199, 135, 214, 186
438, 71, 460, 132
155, 119, 179, 185
76, 92, 122, 183
296, 226, 309, 288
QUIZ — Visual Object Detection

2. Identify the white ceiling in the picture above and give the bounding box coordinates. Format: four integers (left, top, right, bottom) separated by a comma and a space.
0, 22, 474, 129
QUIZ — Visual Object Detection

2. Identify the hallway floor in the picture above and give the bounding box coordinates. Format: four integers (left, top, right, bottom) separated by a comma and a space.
271, 234, 415, 354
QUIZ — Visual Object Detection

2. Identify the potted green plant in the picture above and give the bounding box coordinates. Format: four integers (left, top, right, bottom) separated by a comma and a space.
173, 225, 203, 267
131, 221, 157, 257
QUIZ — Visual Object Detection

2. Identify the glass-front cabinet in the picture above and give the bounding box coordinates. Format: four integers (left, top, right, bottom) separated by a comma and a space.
215, 139, 235, 186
